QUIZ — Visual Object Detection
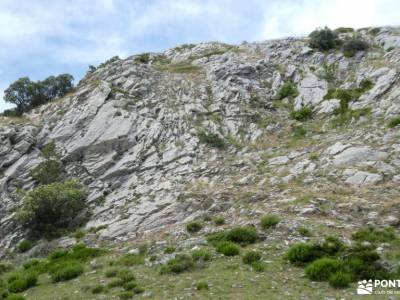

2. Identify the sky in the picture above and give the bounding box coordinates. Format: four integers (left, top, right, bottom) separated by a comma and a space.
0, 0, 399, 111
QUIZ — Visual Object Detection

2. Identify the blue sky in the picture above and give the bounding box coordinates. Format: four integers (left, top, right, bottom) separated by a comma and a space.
0, 0, 399, 111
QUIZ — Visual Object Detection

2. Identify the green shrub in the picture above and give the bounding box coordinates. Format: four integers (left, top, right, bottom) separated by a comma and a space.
290, 107, 312, 121
49, 249, 68, 260
298, 227, 312, 237
16, 180, 87, 234
107, 278, 124, 288
191, 249, 211, 262
206, 231, 228, 247
186, 221, 203, 233
329, 271, 352, 288
216, 241, 240, 256
197, 131, 225, 149
292, 125, 307, 139
309, 27, 339, 51
134, 53, 150, 64
159, 254, 194, 274
251, 261, 266, 272
242, 250, 262, 264
123, 281, 137, 291
68, 244, 105, 261
50, 261, 84, 282
73, 230, 85, 239
30, 160, 62, 184
7, 272, 38, 293
214, 216, 225, 226
260, 215, 280, 230
305, 258, 342, 281
286, 243, 322, 265
196, 281, 209, 290
105, 268, 118, 278
226, 226, 258, 245
17, 240, 32, 253
321, 236, 344, 255
164, 246, 176, 254
118, 291, 133, 299
0, 288, 8, 300
351, 226, 396, 243
117, 269, 135, 283
388, 116, 400, 128
278, 82, 298, 99
334, 27, 354, 33
91, 285, 105, 294
342, 38, 369, 57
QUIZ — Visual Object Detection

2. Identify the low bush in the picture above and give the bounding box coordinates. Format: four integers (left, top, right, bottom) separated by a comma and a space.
242, 250, 262, 264
5, 295, 26, 300
117, 269, 135, 283
388, 116, 400, 128
118, 291, 133, 299
342, 38, 369, 57
216, 241, 240, 256
214, 216, 225, 226
197, 131, 225, 149
191, 248, 212, 262
186, 221, 203, 233
159, 255, 194, 274
278, 82, 298, 99
123, 281, 137, 291
0, 263, 13, 275
298, 227, 312, 237
334, 27, 354, 33
286, 243, 322, 265
225, 226, 258, 245
17, 240, 32, 253
196, 281, 209, 290
105, 268, 119, 278
7, 272, 38, 293
309, 27, 339, 51
107, 278, 124, 288
133, 286, 145, 294
260, 215, 280, 230
251, 261, 266, 272
91, 285, 105, 294
328, 271, 352, 288
321, 236, 344, 256
50, 261, 84, 282
290, 107, 312, 121
16, 180, 87, 235
305, 258, 342, 281
351, 226, 396, 244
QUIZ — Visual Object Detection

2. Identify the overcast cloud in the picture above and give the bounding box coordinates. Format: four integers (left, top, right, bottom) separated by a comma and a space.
0, 0, 399, 111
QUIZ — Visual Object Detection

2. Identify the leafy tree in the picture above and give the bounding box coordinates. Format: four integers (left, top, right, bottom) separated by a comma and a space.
309, 27, 339, 51
3, 77, 35, 114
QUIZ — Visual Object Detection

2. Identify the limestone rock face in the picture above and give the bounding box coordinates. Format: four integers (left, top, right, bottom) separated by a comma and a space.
1, 26, 400, 256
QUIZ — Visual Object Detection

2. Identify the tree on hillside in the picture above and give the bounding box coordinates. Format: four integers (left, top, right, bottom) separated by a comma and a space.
3, 74, 74, 115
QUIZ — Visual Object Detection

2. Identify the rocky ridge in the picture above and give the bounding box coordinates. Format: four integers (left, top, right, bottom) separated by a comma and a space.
1, 26, 400, 258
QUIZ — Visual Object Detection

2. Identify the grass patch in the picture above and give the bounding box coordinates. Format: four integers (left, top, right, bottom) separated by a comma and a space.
388, 116, 400, 128
290, 107, 312, 121
186, 221, 203, 233
278, 82, 298, 99
260, 215, 280, 230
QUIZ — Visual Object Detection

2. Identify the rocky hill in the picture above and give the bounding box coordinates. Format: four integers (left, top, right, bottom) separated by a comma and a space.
0, 26, 400, 299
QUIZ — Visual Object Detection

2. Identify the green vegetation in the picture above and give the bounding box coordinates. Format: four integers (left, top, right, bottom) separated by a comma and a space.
134, 53, 150, 64
292, 125, 307, 139
196, 281, 209, 290
191, 249, 212, 262
214, 216, 225, 226
30, 160, 62, 185
305, 258, 342, 281
309, 27, 339, 51
342, 38, 369, 57
277, 82, 298, 99
328, 271, 352, 288
351, 226, 396, 244
260, 215, 280, 230
7, 272, 37, 293
242, 251, 262, 264
290, 107, 312, 121
164, 246, 176, 254
387, 116, 400, 128
159, 255, 194, 274
216, 242, 240, 256
334, 27, 354, 33
16, 180, 87, 236
298, 227, 312, 237
287, 243, 323, 266
50, 261, 84, 282
160, 62, 201, 73
111, 254, 145, 267
17, 241, 32, 253
2, 74, 74, 116
186, 221, 203, 233
197, 130, 225, 149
